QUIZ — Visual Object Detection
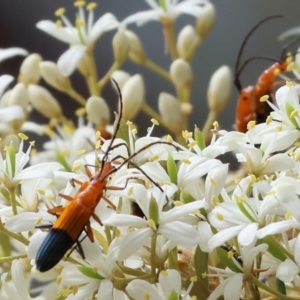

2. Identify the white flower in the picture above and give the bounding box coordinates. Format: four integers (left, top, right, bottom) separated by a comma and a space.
104, 195, 207, 261
37, 5, 119, 75
127, 269, 193, 300
1, 259, 45, 300
122, 0, 209, 26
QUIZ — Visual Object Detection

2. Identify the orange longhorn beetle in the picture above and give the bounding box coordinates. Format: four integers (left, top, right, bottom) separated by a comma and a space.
36, 79, 178, 272
234, 15, 295, 132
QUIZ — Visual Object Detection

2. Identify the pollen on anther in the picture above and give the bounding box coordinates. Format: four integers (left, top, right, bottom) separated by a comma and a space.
290, 110, 298, 119
188, 141, 197, 148
75, 107, 86, 116
216, 212, 223, 221
213, 121, 219, 128
87, 2, 97, 10
166, 134, 173, 143
35, 216, 43, 225
247, 120, 256, 130
57, 275, 62, 285
260, 95, 269, 102
285, 210, 292, 220
286, 81, 293, 87
266, 115, 272, 125
56, 20, 62, 29
55, 8, 66, 17
18, 133, 28, 140
287, 62, 295, 72
149, 154, 159, 161
151, 118, 159, 126
76, 149, 86, 156
181, 158, 191, 164
190, 275, 198, 282
30, 140, 35, 147
72, 285, 78, 295
131, 128, 137, 135
74, 1, 85, 7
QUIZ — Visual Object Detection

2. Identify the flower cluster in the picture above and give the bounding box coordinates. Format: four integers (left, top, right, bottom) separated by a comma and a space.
1, 1, 300, 300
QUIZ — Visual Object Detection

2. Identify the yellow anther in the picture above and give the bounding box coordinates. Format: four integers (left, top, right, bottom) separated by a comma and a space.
190, 276, 198, 282
192, 209, 200, 215
75, 107, 86, 116
227, 250, 234, 259
95, 139, 101, 150
76, 18, 85, 27
56, 20, 63, 29
62, 124, 74, 134
127, 186, 133, 196
131, 128, 137, 135
286, 53, 293, 63
267, 175, 274, 184
151, 118, 159, 126
173, 201, 183, 206
160, 270, 168, 276
211, 195, 219, 206
92, 266, 98, 273
285, 210, 292, 220
273, 68, 280, 76
181, 158, 191, 164
55, 8, 66, 17
276, 125, 282, 132
287, 62, 295, 72
191, 296, 197, 300
216, 212, 223, 221
213, 121, 219, 128
286, 81, 293, 87
49, 118, 58, 127
260, 95, 269, 102
35, 216, 43, 225
188, 141, 197, 148
236, 196, 245, 203
87, 2, 97, 10
250, 174, 256, 184
161, 180, 171, 185
37, 189, 45, 195
201, 272, 207, 278
185, 131, 193, 139
294, 142, 300, 147
247, 120, 256, 130
149, 154, 159, 161
18, 133, 28, 140
182, 130, 188, 139
96, 130, 101, 139
72, 285, 78, 295
234, 178, 240, 183
30, 148, 37, 156
166, 134, 173, 143
76, 149, 86, 156
126, 120, 132, 125
266, 115, 272, 125
267, 190, 276, 196
74, 1, 85, 7
57, 275, 63, 285
144, 292, 151, 300
148, 219, 157, 230
72, 162, 81, 172
29, 140, 35, 146
290, 110, 298, 119
210, 178, 217, 187
46, 193, 54, 201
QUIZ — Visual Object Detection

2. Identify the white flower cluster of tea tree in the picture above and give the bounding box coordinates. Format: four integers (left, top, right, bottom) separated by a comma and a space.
1, 1, 300, 299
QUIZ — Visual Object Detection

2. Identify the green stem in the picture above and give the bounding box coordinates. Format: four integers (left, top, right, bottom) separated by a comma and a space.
98, 61, 121, 93
10, 188, 17, 216
0, 253, 27, 263
266, 235, 294, 261
86, 50, 100, 96
250, 275, 300, 300
202, 110, 218, 140
151, 233, 157, 277
0, 221, 29, 245
66, 88, 87, 106
143, 59, 171, 81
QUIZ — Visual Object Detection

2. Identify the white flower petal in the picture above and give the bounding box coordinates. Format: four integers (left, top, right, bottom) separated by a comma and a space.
238, 223, 258, 246
276, 259, 299, 283
256, 220, 296, 239
103, 214, 148, 228
57, 45, 87, 76
223, 273, 243, 300
118, 228, 152, 261
0, 47, 28, 63
126, 279, 164, 300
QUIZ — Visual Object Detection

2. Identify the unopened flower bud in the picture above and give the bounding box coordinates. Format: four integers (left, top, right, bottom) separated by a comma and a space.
158, 92, 182, 134
18, 53, 42, 85
207, 65, 232, 113
112, 30, 129, 64
170, 59, 193, 88
27, 84, 62, 119
111, 70, 130, 90
196, 2, 215, 38
10, 83, 29, 109
86, 96, 110, 127
177, 25, 199, 59
122, 74, 144, 120
124, 30, 147, 64
40, 61, 71, 92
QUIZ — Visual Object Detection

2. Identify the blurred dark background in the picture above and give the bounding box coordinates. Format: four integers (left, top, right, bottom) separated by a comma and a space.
1, 0, 300, 141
